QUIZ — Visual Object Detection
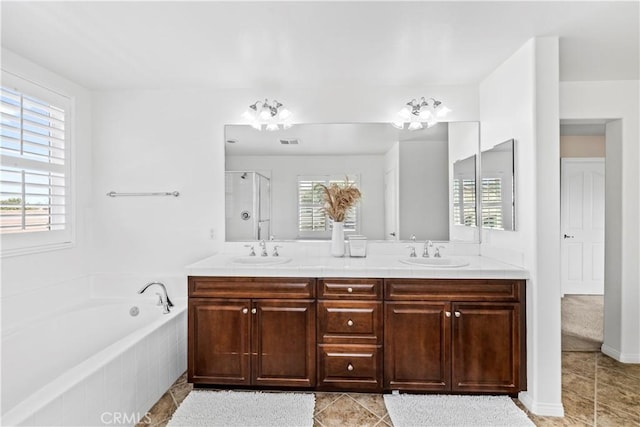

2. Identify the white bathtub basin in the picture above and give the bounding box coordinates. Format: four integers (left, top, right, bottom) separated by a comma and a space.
399, 257, 469, 268
230, 256, 292, 265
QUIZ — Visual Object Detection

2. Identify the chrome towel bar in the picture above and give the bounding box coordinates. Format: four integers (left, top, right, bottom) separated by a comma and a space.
106, 191, 180, 197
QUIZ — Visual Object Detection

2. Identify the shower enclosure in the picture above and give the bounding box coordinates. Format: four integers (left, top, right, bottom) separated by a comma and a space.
225, 171, 271, 241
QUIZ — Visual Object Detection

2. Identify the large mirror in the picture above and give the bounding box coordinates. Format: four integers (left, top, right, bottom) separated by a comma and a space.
225, 122, 480, 242
481, 139, 515, 231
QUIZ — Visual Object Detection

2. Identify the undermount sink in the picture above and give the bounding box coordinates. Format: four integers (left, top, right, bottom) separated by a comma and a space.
399, 257, 469, 268
230, 256, 292, 266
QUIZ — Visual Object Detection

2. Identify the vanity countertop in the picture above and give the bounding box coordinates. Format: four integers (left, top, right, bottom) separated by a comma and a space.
186, 253, 529, 280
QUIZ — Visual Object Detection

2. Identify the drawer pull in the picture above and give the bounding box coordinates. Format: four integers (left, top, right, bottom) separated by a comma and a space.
445, 311, 451, 318
347, 319, 354, 326
347, 363, 354, 371
347, 287, 353, 293
454, 311, 461, 318
242, 307, 249, 314
251, 308, 257, 314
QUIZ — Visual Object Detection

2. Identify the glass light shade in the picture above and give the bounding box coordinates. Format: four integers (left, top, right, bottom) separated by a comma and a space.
418, 108, 433, 121
278, 108, 292, 120
265, 123, 279, 131
259, 107, 271, 120
426, 120, 438, 128
391, 120, 405, 130
397, 106, 412, 120
436, 105, 452, 118
408, 121, 423, 131
242, 110, 255, 121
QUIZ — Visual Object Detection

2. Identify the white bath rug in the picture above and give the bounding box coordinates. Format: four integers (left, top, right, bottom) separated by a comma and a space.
167, 390, 315, 427
384, 394, 535, 427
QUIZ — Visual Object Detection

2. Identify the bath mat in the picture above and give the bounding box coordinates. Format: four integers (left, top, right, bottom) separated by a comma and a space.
383, 394, 535, 427
167, 390, 315, 426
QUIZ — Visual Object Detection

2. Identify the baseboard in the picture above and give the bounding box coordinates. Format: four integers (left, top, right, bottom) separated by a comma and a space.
602, 344, 640, 363
518, 391, 565, 417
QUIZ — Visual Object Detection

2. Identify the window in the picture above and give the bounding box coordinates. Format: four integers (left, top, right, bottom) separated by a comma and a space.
481, 177, 503, 229
1, 72, 72, 254
453, 178, 476, 226
297, 175, 359, 238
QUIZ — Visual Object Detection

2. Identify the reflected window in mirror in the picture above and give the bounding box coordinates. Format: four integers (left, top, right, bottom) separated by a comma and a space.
481, 139, 515, 231
452, 155, 477, 227
297, 174, 359, 239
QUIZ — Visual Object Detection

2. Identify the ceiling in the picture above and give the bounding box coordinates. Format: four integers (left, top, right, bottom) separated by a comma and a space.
1, 1, 638, 91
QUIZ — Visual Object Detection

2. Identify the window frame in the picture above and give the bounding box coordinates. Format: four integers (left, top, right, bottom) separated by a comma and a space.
297, 174, 360, 239
1, 70, 75, 256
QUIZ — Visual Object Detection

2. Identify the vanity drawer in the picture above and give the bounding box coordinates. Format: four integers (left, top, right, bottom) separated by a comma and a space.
318, 278, 383, 300
188, 276, 315, 299
317, 345, 382, 391
318, 301, 382, 344
384, 279, 523, 302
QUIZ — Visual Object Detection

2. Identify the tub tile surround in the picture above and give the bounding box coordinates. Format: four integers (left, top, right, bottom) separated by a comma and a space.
140, 353, 639, 427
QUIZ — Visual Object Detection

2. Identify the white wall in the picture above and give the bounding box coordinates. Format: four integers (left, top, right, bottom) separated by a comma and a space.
226, 154, 386, 240
560, 135, 605, 157
479, 37, 563, 416
0, 49, 93, 330
90, 85, 479, 273
449, 122, 480, 242
560, 80, 640, 363
399, 140, 449, 240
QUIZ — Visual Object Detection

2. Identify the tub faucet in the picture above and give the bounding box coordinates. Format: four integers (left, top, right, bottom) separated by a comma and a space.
138, 281, 174, 314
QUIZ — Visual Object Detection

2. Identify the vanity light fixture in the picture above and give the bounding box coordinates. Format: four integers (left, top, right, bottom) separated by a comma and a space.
391, 97, 452, 130
242, 98, 293, 131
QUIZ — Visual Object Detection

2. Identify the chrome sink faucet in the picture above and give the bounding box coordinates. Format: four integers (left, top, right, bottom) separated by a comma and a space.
138, 281, 174, 314
423, 240, 433, 257
259, 240, 268, 256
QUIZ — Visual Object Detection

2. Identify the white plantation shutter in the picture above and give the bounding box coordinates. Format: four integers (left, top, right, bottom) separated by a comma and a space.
1, 71, 73, 253
453, 178, 477, 226
481, 177, 503, 229
297, 175, 359, 238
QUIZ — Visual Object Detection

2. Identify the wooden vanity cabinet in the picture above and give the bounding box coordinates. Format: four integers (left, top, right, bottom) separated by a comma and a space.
188, 277, 316, 388
316, 278, 384, 392
384, 279, 526, 394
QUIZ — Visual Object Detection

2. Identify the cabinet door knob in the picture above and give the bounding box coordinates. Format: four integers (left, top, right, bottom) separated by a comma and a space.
347, 287, 353, 293
347, 363, 354, 371
454, 311, 461, 318
251, 308, 257, 314
242, 307, 249, 314
347, 319, 354, 326
445, 311, 451, 318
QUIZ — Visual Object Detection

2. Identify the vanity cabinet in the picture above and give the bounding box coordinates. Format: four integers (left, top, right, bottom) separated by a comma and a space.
384, 279, 526, 394
187, 275, 526, 395
316, 278, 383, 392
188, 277, 316, 388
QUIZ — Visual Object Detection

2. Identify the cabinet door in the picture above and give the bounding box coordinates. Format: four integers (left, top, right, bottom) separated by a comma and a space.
451, 302, 521, 393
188, 298, 251, 385
384, 302, 451, 391
252, 299, 316, 387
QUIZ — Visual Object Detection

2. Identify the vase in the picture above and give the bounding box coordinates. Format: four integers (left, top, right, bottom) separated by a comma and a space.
330, 221, 345, 257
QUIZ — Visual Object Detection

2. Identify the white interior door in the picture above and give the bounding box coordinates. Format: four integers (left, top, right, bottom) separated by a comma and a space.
561, 158, 605, 295
384, 168, 399, 240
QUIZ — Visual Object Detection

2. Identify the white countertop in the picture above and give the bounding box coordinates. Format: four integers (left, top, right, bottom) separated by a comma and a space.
186, 251, 529, 280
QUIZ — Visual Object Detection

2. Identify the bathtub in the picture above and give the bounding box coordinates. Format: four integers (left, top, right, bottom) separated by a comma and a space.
1, 297, 187, 426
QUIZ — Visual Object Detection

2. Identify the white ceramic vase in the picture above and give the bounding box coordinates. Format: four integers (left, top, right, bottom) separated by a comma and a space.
330, 221, 345, 257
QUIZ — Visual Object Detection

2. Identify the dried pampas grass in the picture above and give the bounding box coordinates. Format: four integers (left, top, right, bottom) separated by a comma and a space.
316, 180, 362, 223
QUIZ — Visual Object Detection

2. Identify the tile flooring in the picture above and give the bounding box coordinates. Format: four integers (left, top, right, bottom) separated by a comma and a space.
138, 352, 639, 427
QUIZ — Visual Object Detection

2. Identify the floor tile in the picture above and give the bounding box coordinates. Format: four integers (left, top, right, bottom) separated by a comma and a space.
135, 391, 175, 427
597, 365, 640, 392
561, 391, 595, 425
562, 352, 597, 379
596, 354, 640, 379
347, 393, 388, 418
596, 381, 640, 420
596, 402, 640, 426
562, 371, 595, 401
314, 394, 382, 427
314, 392, 344, 415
